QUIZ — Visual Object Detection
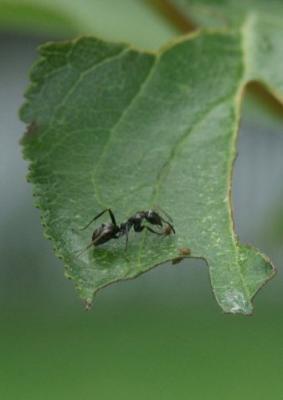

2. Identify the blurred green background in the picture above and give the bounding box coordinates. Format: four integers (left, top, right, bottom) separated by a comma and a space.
1, 1, 283, 399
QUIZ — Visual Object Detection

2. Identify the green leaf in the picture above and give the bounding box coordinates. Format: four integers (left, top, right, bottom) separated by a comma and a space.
0, 0, 178, 50
21, 30, 277, 314
170, 0, 283, 102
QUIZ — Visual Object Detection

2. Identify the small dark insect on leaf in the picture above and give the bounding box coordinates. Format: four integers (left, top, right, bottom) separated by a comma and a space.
179, 247, 191, 256
76, 208, 175, 256
172, 247, 191, 265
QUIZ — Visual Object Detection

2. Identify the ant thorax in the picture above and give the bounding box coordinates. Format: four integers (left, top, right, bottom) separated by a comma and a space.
130, 212, 145, 221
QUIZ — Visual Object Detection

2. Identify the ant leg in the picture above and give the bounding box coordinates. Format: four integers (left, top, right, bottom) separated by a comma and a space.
152, 206, 175, 234
153, 205, 174, 223
122, 223, 131, 251
145, 226, 163, 235
138, 225, 163, 236
80, 208, 117, 230
108, 209, 118, 226
75, 241, 95, 257
134, 224, 162, 236
125, 229, 129, 251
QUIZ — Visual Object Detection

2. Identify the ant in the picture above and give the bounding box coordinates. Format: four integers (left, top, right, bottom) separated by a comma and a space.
77, 208, 175, 255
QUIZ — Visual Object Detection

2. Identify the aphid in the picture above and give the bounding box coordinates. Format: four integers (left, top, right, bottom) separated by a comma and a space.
179, 247, 191, 256
77, 208, 175, 255
172, 247, 191, 265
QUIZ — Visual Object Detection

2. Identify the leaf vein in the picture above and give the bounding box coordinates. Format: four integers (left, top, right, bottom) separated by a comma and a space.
92, 54, 159, 207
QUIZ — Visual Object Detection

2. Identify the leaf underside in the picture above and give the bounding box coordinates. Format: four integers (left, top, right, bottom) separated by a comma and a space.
21, 1, 283, 314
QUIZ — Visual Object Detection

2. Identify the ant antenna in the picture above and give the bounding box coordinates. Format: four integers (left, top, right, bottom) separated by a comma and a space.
153, 204, 174, 223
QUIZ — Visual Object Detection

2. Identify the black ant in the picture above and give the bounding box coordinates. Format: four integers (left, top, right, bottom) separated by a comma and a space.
76, 208, 175, 255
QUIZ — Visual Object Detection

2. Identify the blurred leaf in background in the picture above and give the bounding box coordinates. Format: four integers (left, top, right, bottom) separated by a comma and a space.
0, 0, 179, 48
